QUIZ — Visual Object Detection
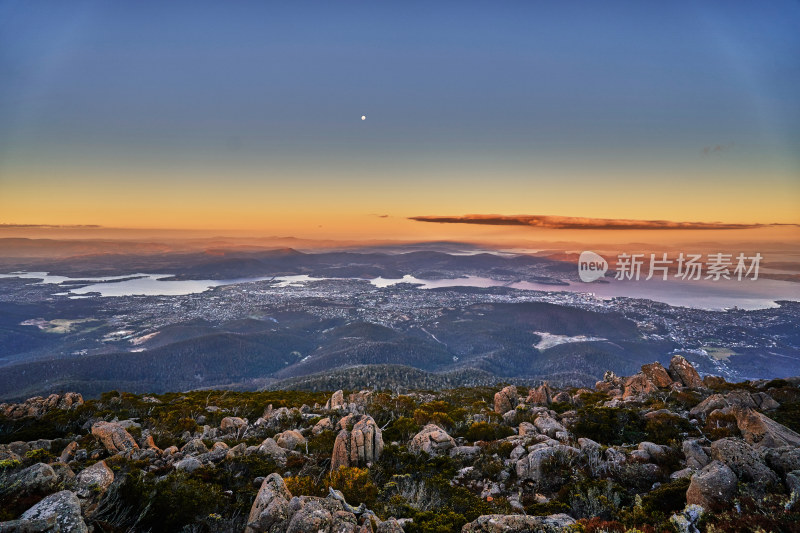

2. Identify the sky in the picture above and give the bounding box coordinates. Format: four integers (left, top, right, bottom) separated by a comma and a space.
0, 0, 798, 239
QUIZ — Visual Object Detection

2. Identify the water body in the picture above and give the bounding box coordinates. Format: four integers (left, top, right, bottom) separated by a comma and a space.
1, 271, 798, 310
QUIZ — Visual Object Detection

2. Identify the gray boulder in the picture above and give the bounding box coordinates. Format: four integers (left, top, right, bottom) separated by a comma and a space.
20, 490, 88, 533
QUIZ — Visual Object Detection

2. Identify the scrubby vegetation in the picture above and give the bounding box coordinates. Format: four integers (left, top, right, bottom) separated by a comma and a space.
1, 358, 800, 532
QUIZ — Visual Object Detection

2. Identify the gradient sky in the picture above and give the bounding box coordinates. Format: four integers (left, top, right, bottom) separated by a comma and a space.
1, 1, 798, 236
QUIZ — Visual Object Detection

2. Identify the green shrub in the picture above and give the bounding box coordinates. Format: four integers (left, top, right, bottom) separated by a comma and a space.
573, 407, 646, 445
462, 421, 514, 443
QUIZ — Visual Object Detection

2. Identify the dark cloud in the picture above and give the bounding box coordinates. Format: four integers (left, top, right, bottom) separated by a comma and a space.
409, 214, 771, 230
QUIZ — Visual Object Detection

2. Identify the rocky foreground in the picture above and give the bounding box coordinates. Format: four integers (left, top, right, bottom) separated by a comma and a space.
1, 355, 800, 532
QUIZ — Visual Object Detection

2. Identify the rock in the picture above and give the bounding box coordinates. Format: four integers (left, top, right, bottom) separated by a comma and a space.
20, 490, 88, 533
623, 373, 658, 400
0, 515, 59, 532
0, 393, 83, 420
686, 461, 737, 508
91, 421, 139, 454
75, 460, 113, 516
682, 440, 710, 470
670, 504, 704, 533
181, 438, 209, 455
462, 513, 576, 532
641, 362, 674, 388
257, 438, 288, 467
689, 394, 728, 420
313, 417, 333, 435
276, 430, 306, 451
246, 473, 293, 533
551, 391, 572, 404
331, 415, 384, 470
220, 416, 248, 433
59, 441, 79, 463
533, 414, 567, 439
702, 375, 727, 388
787, 470, 800, 495
326, 390, 346, 411
526, 383, 553, 406
638, 441, 669, 461
376, 518, 405, 533
668, 355, 703, 388
450, 446, 481, 459
764, 446, 800, 478
408, 424, 456, 456
710, 437, 779, 486
727, 406, 800, 448
142, 435, 162, 453
3, 463, 58, 499
517, 422, 536, 437
175, 456, 203, 473
751, 392, 780, 411
226, 442, 248, 459
494, 385, 518, 413
516, 445, 578, 482
285, 499, 333, 533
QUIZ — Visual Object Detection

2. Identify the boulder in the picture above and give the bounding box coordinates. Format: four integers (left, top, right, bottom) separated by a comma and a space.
682, 440, 710, 470
668, 355, 703, 388
181, 438, 209, 455
257, 438, 287, 467
331, 415, 384, 470
275, 430, 306, 451
246, 473, 293, 533
518, 422, 536, 437
75, 460, 113, 516
20, 490, 88, 533
728, 406, 800, 448
516, 445, 578, 482
764, 446, 800, 478
641, 362, 674, 388
91, 421, 139, 454
326, 390, 346, 411
2, 462, 58, 498
526, 383, 553, 406
313, 417, 333, 435
533, 414, 567, 439
623, 373, 658, 400
59, 441, 79, 463
220, 416, 248, 433
408, 424, 455, 457
710, 437, 779, 486
494, 385, 518, 413
175, 456, 203, 473
686, 461, 737, 508
0, 393, 83, 420
462, 513, 576, 532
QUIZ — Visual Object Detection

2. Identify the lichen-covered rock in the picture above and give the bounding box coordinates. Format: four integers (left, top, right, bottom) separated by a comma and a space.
641, 362, 674, 388
682, 440, 710, 470
59, 441, 79, 463
516, 445, 578, 482
313, 417, 333, 435
20, 490, 88, 533
246, 473, 294, 533
0, 393, 83, 420
326, 390, 346, 410
668, 355, 703, 388
686, 460, 737, 508
526, 383, 553, 406
461, 513, 575, 532
727, 406, 800, 448
75, 460, 113, 516
276, 430, 306, 451
710, 437, 779, 486
175, 456, 203, 473
533, 414, 567, 439
91, 421, 139, 454
181, 438, 209, 455
494, 385, 518, 413
408, 424, 455, 456
220, 416, 248, 433
3, 462, 58, 498
623, 373, 658, 400
257, 438, 288, 466
331, 415, 384, 470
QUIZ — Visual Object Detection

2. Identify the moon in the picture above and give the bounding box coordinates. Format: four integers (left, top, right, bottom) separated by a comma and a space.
361, 115, 366, 121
